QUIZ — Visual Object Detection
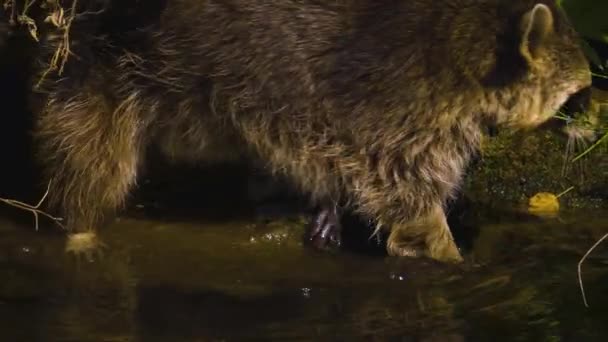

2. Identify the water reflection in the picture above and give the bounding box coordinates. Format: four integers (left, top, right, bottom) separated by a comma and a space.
0, 209, 606, 340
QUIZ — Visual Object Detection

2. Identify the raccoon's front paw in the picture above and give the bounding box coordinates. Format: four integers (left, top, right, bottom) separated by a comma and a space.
65, 231, 106, 262
306, 205, 342, 251
387, 220, 464, 264
425, 232, 464, 264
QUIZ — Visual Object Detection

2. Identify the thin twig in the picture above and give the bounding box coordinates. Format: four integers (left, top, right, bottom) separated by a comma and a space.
556, 186, 575, 198
578, 233, 608, 308
0, 181, 64, 231
572, 131, 608, 163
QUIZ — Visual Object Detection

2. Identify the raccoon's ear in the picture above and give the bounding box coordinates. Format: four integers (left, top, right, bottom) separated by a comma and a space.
519, 4, 554, 64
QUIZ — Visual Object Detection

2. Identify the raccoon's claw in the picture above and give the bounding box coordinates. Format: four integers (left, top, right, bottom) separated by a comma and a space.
307, 205, 342, 250
386, 236, 463, 263
65, 231, 106, 263
386, 240, 425, 258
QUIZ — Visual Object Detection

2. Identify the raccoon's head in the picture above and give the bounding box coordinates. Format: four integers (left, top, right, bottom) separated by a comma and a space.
491, 2, 591, 130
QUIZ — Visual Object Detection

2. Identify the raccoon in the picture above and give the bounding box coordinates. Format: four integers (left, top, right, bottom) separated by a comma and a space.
3, 0, 591, 262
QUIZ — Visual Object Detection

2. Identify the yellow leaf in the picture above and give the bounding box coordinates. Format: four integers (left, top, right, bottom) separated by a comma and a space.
528, 192, 560, 217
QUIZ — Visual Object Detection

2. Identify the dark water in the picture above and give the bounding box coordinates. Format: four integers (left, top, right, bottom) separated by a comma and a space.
0, 205, 607, 342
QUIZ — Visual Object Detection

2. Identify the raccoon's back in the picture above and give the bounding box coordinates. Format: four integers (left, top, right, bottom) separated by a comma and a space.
39, 0, 523, 117
145, 0, 457, 110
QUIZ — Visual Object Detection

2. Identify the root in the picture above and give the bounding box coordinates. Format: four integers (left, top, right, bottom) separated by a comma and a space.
578, 233, 608, 308
3, 0, 80, 87
37, 0, 79, 87
0, 180, 65, 231
4, 0, 39, 40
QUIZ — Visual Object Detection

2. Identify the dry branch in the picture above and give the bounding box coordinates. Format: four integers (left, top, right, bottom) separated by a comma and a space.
3, 0, 80, 87
0, 181, 64, 231
578, 233, 608, 307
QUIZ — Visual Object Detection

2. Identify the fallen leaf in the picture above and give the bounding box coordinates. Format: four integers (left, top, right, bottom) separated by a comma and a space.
528, 192, 560, 217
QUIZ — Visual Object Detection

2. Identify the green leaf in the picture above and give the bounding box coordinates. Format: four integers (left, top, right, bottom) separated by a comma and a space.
581, 39, 605, 70
559, 0, 608, 42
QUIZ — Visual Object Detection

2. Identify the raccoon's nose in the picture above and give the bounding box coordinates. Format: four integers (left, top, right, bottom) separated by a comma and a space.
486, 124, 499, 137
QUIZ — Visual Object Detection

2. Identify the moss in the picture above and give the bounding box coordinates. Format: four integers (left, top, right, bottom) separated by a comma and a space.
463, 92, 608, 210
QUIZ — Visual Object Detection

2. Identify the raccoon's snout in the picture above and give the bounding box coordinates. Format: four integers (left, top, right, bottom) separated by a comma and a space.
562, 86, 593, 118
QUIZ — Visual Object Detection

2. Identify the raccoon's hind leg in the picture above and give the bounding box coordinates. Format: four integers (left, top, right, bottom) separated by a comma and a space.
35, 92, 148, 260
306, 202, 342, 251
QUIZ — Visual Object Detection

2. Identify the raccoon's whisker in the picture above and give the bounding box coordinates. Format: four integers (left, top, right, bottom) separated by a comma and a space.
572, 131, 608, 163
561, 136, 574, 176
575, 137, 584, 182
575, 136, 591, 182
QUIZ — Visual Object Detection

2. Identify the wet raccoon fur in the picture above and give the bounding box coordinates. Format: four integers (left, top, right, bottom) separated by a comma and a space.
3, 0, 591, 262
